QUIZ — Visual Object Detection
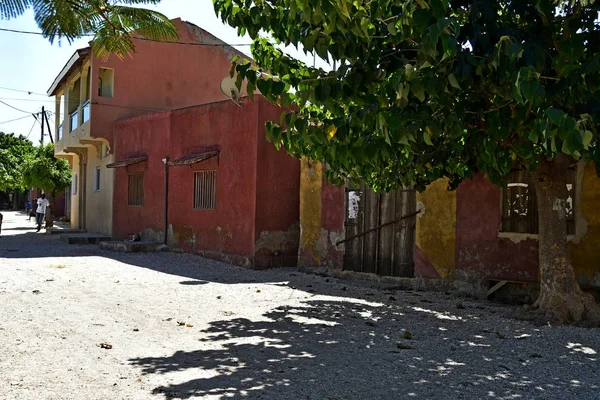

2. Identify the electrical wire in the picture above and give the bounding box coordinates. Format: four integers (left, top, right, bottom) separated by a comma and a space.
0, 99, 35, 114
0, 114, 35, 125
0, 97, 53, 102
0, 27, 253, 46
0, 86, 47, 96
25, 118, 37, 139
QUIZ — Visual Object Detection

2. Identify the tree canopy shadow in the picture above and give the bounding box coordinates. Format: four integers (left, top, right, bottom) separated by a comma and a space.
129, 298, 600, 400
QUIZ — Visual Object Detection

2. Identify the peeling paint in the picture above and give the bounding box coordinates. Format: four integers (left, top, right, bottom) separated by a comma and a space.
497, 232, 538, 245
416, 200, 426, 217
347, 191, 361, 220
255, 224, 300, 254
415, 178, 456, 279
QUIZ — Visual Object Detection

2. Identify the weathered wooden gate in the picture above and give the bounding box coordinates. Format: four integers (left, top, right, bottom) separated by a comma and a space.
343, 183, 416, 277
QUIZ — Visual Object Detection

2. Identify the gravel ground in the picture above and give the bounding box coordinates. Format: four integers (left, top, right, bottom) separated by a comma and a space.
0, 210, 598, 400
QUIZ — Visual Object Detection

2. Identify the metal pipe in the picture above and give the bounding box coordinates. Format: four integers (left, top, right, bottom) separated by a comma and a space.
335, 210, 421, 246
162, 158, 169, 245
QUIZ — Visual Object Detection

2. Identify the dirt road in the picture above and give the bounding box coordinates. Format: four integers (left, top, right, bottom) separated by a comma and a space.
0, 211, 598, 400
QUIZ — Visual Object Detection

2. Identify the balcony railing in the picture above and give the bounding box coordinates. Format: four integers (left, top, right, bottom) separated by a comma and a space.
82, 100, 90, 123
70, 110, 78, 132
57, 124, 63, 141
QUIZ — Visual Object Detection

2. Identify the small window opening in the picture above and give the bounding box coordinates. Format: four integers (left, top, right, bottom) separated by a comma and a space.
501, 166, 576, 235
193, 170, 216, 210
128, 173, 144, 206
98, 68, 114, 98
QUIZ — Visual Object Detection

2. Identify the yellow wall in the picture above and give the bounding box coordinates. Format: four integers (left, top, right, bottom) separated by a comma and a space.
299, 158, 323, 262
70, 156, 81, 230
570, 163, 600, 285
84, 146, 114, 236
416, 178, 456, 278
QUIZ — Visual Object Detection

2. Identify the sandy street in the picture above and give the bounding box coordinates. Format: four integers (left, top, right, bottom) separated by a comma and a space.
0, 211, 598, 400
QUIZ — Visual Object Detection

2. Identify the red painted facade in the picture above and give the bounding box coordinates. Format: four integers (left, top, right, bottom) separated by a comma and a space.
455, 174, 539, 282
89, 18, 248, 148
112, 96, 300, 268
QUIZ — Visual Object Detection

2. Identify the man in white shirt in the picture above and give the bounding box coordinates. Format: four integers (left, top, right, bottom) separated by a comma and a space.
36, 194, 50, 232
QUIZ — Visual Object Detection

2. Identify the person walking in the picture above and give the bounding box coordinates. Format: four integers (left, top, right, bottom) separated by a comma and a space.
0, 212, 3, 237
36, 194, 50, 232
30, 198, 36, 221
25, 200, 31, 219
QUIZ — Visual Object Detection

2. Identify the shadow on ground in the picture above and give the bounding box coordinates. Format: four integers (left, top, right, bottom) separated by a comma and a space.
2, 212, 599, 399
128, 298, 599, 399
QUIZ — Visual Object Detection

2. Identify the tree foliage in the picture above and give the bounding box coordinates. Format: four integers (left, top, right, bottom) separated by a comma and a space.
215, 0, 600, 191
22, 143, 71, 196
0, 0, 178, 58
0, 131, 35, 191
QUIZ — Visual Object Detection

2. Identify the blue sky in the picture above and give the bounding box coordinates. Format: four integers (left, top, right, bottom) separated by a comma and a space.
0, 0, 329, 141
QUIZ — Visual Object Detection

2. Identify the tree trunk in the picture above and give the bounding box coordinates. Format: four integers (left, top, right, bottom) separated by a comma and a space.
532, 154, 600, 325
45, 192, 55, 229
12, 190, 18, 210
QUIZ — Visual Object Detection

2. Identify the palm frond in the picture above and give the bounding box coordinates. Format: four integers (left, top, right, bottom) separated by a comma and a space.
0, 0, 32, 19
2, 0, 178, 58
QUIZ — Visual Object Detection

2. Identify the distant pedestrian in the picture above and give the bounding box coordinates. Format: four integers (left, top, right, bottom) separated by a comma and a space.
30, 198, 36, 221
25, 200, 31, 218
0, 212, 3, 237
36, 194, 50, 232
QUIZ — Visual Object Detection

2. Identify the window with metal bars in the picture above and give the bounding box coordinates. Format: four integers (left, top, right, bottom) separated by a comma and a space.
501, 166, 576, 235
193, 170, 217, 210
128, 173, 144, 206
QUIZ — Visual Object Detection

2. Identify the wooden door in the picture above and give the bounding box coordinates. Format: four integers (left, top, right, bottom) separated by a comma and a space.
343, 183, 416, 277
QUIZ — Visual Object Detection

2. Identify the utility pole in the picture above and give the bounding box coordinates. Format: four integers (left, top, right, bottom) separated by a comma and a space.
42, 106, 53, 144
39, 107, 44, 145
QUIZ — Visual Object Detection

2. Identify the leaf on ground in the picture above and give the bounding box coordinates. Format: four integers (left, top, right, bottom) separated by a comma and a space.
54, 265, 66, 269
32, 290, 41, 294
45, 279, 54, 282
177, 321, 186, 326
133, 328, 139, 332
163, 318, 173, 322
401, 330, 412, 340
256, 289, 261, 293
98, 343, 113, 349
216, 296, 222, 299
186, 323, 193, 328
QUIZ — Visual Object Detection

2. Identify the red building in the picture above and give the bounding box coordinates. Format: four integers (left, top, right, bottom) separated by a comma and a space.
298, 162, 600, 297
111, 96, 300, 268
50, 18, 247, 235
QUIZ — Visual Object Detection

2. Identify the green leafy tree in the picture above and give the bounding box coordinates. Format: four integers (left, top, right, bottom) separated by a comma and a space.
214, 0, 600, 324
22, 143, 71, 227
0, 132, 36, 208
0, 0, 178, 58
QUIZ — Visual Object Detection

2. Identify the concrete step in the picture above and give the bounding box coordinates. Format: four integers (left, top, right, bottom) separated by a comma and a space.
46, 227, 82, 235
100, 241, 166, 253
61, 233, 111, 245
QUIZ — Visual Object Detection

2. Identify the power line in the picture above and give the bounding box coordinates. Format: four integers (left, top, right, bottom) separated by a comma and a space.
0, 27, 88, 36
25, 118, 37, 139
0, 27, 253, 46
0, 86, 47, 96
0, 114, 35, 125
0, 99, 35, 114
0, 97, 53, 103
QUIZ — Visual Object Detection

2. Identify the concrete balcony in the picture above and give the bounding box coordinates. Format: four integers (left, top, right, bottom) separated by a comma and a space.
54, 113, 92, 155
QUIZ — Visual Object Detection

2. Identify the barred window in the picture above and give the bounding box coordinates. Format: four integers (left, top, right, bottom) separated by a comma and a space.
193, 170, 216, 210
128, 173, 144, 206
501, 166, 576, 235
